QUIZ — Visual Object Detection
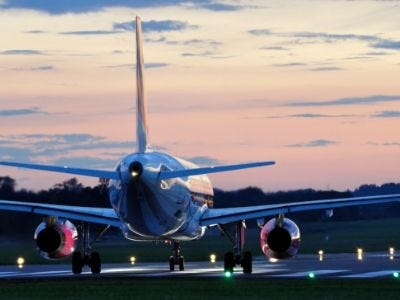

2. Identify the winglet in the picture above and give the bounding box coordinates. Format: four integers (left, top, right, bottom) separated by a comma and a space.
135, 16, 149, 153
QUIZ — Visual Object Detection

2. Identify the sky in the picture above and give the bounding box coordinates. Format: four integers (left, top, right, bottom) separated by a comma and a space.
0, 0, 399, 192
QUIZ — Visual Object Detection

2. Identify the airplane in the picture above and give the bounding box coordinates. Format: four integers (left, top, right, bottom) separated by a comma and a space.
0, 16, 399, 275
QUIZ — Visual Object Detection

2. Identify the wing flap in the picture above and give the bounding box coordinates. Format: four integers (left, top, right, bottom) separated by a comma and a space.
0, 200, 121, 227
200, 194, 400, 226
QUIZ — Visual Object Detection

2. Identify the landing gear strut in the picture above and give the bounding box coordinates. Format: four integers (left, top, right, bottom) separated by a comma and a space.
219, 221, 252, 274
72, 222, 108, 274
169, 241, 184, 271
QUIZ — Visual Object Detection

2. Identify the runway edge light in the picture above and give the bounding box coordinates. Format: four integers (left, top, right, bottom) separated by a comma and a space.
17, 257, 25, 269
224, 271, 232, 278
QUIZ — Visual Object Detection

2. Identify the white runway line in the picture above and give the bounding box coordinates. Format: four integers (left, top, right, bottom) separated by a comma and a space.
339, 270, 398, 278
271, 270, 349, 278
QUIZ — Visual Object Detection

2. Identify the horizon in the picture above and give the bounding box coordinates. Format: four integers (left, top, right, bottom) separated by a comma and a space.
0, 1, 399, 192
1, 174, 399, 194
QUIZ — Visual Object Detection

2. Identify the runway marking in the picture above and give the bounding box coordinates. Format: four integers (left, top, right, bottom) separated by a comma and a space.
340, 270, 398, 278
271, 270, 348, 278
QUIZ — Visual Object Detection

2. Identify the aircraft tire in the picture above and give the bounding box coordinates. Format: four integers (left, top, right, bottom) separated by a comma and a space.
169, 256, 175, 271
178, 256, 184, 271
242, 251, 252, 274
90, 251, 101, 274
224, 252, 234, 273
72, 251, 83, 274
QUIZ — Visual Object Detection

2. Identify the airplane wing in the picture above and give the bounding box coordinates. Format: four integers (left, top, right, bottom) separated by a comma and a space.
0, 200, 121, 227
200, 193, 400, 226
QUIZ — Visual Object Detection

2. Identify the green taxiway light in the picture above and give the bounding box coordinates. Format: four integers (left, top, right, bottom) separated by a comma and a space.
224, 271, 232, 278
393, 272, 399, 278
308, 272, 315, 279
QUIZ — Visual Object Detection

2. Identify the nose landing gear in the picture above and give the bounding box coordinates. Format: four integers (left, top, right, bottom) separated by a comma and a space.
169, 240, 184, 271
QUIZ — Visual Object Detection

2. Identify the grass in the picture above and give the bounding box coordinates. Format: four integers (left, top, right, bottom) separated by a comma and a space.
1, 218, 400, 265
0, 278, 399, 300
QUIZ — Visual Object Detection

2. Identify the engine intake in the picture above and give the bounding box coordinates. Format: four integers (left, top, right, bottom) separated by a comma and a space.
260, 217, 300, 259
34, 218, 78, 260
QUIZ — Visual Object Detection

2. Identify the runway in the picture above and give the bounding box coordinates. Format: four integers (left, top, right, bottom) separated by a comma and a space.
0, 253, 399, 280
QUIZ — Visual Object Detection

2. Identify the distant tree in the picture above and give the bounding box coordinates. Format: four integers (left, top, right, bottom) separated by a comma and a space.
0, 176, 16, 196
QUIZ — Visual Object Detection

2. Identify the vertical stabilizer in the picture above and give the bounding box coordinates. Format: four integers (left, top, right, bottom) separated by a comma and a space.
135, 16, 149, 153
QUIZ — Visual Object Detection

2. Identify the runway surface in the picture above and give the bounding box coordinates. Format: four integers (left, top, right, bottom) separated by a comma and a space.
0, 253, 399, 279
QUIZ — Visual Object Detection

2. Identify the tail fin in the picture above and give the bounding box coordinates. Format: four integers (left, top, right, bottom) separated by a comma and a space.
135, 16, 149, 153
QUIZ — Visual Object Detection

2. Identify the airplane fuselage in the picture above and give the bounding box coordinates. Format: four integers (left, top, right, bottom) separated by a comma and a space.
108, 152, 214, 241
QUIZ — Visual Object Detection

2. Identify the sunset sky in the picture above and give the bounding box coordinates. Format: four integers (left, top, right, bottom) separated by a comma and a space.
0, 0, 399, 192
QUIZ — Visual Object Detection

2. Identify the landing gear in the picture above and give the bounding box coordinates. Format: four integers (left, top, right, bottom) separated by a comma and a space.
72, 222, 108, 274
169, 241, 184, 271
220, 221, 252, 274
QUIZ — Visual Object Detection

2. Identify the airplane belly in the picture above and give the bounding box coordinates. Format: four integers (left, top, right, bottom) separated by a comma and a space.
119, 179, 188, 237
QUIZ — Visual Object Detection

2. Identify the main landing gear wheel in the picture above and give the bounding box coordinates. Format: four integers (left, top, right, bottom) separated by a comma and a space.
220, 221, 253, 274
242, 251, 252, 274
169, 241, 185, 271
224, 252, 234, 273
89, 251, 101, 274
71, 222, 107, 274
72, 251, 83, 274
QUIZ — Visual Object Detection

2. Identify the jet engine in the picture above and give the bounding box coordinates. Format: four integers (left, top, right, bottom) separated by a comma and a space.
34, 217, 78, 259
260, 216, 300, 259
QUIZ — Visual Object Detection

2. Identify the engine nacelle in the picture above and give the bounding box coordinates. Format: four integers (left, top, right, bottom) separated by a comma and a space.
34, 218, 78, 260
260, 217, 300, 259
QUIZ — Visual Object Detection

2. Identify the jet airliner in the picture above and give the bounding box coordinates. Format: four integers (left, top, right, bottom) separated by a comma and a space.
0, 17, 399, 274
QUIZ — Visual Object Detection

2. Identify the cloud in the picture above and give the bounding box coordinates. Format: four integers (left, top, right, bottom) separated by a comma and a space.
0, 49, 46, 55
31, 65, 54, 71
196, 2, 243, 11
248, 29, 272, 36
286, 139, 338, 148
372, 110, 400, 118
0, 133, 136, 163
182, 51, 215, 57
383, 142, 400, 146
0, 1, 247, 14
260, 46, 289, 51
59, 30, 119, 35
307, 67, 344, 72
286, 95, 400, 107
102, 62, 169, 69
145, 63, 169, 69
248, 29, 400, 51
371, 40, 400, 50
183, 156, 223, 166
272, 62, 306, 67
289, 113, 356, 118
364, 51, 391, 56
52, 156, 119, 169
0, 108, 47, 117
0, 1, 189, 14
24, 30, 47, 34
113, 20, 198, 32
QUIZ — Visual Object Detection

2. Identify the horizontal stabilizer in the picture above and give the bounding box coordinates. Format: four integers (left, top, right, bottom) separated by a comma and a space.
158, 161, 275, 180
0, 161, 119, 180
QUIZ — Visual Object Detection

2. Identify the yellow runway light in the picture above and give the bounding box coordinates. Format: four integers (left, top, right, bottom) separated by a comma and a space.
17, 257, 25, 269
210, 254, 216, 263
357, 248, 363, 261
